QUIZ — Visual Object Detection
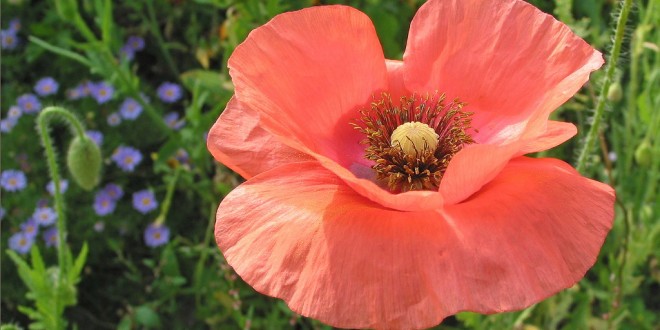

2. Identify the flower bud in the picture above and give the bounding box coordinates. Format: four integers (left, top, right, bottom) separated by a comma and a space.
67, 136, 101, 190
607, 82, 623, 102
634, 140, 652, 168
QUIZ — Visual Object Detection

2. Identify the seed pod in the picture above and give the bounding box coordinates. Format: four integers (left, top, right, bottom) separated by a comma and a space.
67, 136, 102, 190
607, 82, 623, 102
634, 140, 652, 168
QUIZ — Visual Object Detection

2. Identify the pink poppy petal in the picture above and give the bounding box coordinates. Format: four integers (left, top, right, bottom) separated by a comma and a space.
207, 97, 311, 179
229, 5, 387, 168
442, 157, 614, 314
440, 142, 522, 205
216, 158, 613, 329
403, 0, 603, 144
518, 120, 577, 155
385, 59, 409, 101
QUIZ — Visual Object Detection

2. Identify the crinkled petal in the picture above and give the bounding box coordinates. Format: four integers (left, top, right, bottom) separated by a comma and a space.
442, 157, 614, 314
207, 97, 311, 179
403, 0, 603, 145
215, 158, 613, 329
229, 5, 387, 168
518, 120, 577, 155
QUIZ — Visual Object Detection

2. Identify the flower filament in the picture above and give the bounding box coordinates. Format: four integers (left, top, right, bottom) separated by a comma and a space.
353, 92, 475, 192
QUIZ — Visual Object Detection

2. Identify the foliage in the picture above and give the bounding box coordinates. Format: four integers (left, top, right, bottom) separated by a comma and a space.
1, 0, 657, 329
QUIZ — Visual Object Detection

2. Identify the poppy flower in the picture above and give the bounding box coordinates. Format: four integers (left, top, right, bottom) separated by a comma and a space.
207, 0, 615, 329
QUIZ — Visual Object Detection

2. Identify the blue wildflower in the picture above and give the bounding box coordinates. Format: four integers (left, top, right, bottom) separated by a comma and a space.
102, 183, 124, 200
34, 77, 59, 96
120, 45, 135, 61
126, 36, 145, 51
17, 94, 42, 114
67, 82, 92, 100
1, 170, 27, 192
85, 130, 104, 146
43, 227, 59, 248
144, 223, 170, 247
91, 81, 114, 104
33, 207, 57, 226
132, 190, 158, 214
119, 98, 143, 120
7, 105, 22, 120
93, 221, 105, 232
9, 232, 34, 254
111, 146, 143, 172
164, 112, 185, 130
8, 18, 21, 32
93, 191, 117, 216
20, 219, 39, 238
1, 29, 19, 50
157, 82, 182, 103
46, 179, 69, 196
107, 112, 122, 127
0, 118, 17, 133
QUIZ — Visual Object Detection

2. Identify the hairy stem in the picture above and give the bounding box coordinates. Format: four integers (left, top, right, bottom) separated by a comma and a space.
36, 106, 89, 330
575, 0, 633, 173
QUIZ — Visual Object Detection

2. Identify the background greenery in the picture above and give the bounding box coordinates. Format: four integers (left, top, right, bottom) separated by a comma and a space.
1, 0, 657, 329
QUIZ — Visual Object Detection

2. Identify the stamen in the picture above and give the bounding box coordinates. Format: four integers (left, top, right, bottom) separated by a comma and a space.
352, 92, 475, 192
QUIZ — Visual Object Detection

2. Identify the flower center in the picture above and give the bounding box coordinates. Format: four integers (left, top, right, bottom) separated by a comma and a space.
353, 92, 475, 192
390, 122, 439, 156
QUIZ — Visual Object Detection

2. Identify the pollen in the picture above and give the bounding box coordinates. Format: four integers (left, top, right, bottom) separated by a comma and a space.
391, 122, 439, 156
352, 92, 475, 192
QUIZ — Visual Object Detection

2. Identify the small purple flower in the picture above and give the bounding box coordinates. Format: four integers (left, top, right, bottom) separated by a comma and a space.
17, 94, 42, 114
9, 18, 21, 33
102, 183, 124, 200
120, 45, 135, 61
86, 130, 104, 146
126, 36, 145, 51
9, 232, 34, 254
111, 146, 143, 172
46, 179, 69, 196
132, 190, 158, 214
107, 112, 122, 127
34, 77, 59, 96
20, 219, 39, 238
175, 148, 190, 165
33, 207, 57, 226
8, 105, 22, 120
144, 223, 170, 247
119, 98, 143, 120
164, 112, 185, 130
0, 118, 17, 133
93, 191, 117, 216
93, 221, 105, 232
67, 82, 92, 100
1, 170, 27, 192
1, 29, 19, 50
157, 82, 183, 103
43, 227, 59, 248
91, 81, 115, 104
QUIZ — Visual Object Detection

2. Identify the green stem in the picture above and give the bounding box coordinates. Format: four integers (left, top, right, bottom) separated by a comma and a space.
37, 107, 89, 330
194, 202, 218, 306
575, 0, 633, 173
155, 166, 181, 225
145, 0, 180, 77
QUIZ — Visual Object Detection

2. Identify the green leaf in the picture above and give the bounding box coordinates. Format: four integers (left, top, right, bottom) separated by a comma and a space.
69, 243, 89, 284
134, 305, 162, 328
